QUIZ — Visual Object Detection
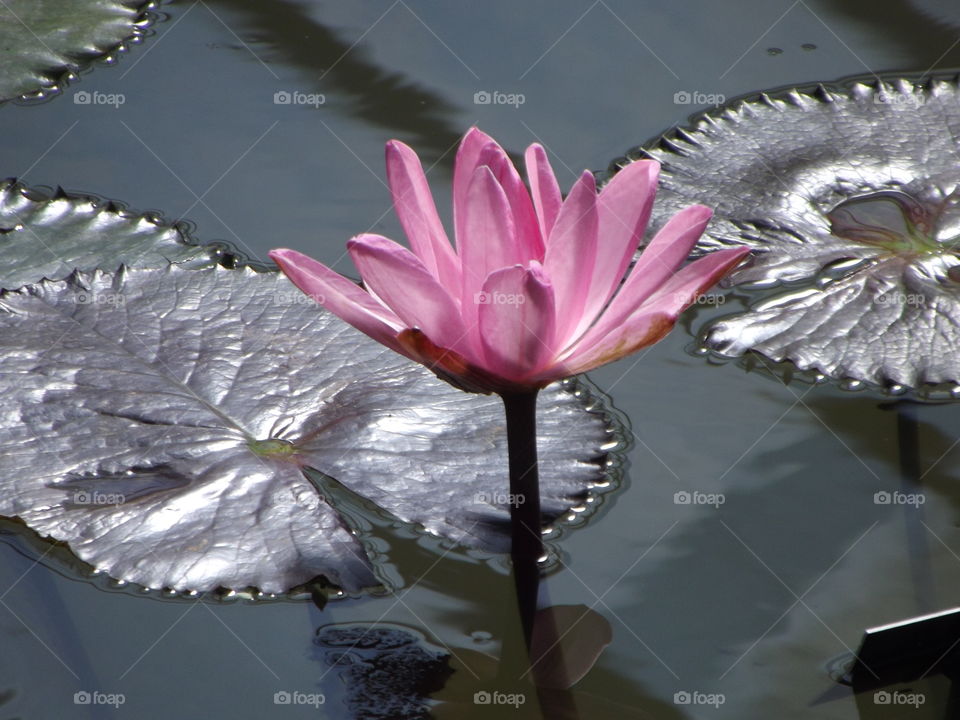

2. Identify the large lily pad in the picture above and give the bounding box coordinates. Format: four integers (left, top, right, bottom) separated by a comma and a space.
0, 180, 226, 290
612, 75, 960, 392
0, 0, 152, 102
0, 265, 622, 595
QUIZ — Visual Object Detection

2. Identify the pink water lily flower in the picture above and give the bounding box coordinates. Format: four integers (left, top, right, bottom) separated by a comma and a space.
270, 128, 749, 394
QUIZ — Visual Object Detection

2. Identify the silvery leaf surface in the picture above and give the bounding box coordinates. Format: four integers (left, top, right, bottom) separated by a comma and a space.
0, 180, 221, 290
707, 254, 960, 388
626, 77, 960, 285
0, 265, 619, 594
0, 0, 151, 102
614, 76, 960, 389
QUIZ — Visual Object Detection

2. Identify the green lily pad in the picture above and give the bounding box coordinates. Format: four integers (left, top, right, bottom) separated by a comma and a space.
0, 0, 152, 103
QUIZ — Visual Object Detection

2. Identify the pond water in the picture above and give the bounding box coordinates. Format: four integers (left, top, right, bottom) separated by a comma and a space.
4, 0, 960, 718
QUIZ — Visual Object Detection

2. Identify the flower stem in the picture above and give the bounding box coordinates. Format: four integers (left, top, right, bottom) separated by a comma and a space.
500, 389, 543, 651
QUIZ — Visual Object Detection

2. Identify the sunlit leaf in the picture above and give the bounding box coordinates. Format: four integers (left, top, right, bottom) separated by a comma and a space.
0, 180, 223, 290
612, 76, 960, 390
0, 265, 622, 595
0, 0, 151, 102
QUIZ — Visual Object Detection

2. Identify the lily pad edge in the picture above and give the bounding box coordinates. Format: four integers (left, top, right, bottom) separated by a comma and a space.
600, 69, 960, 401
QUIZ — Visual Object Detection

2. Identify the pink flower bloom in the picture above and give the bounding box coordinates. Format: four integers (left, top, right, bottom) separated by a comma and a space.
270, 128, 749, 394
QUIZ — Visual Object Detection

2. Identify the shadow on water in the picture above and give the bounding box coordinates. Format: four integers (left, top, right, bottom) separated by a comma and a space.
807, 0, 960, 70
197, 0, 465, 168
613, 392, 960, 685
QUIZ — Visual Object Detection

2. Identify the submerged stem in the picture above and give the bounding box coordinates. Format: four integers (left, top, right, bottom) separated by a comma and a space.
500, 390, 543, 651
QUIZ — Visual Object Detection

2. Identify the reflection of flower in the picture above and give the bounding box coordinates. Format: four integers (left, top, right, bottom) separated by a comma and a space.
633, 78, 960, 391
271, 128, 747, 394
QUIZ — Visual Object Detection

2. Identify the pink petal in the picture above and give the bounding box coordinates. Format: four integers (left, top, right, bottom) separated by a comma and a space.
559, 246, 750, 375
478, 262, 557, 381
525, 143, 562, 239
385, 140, 460, 291
564, 204, 711, 350
347, 234, 470, 357
475, 143, 543, 261
556, 311, 676, 377
453, 127, 498, 249
458, 166, 521, 349
579, 160, 660, 329
644, 246, 751, 313
543, 171, 598, 345
268, 249, 409, 357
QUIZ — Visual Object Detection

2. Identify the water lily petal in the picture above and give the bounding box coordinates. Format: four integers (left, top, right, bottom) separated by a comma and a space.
478, 263, 557, 381
453, 127, 499, 248
525, 143, 563, 239
564, 205, 712, 350
543, 171, 598, 346
580, 160, 660, 327
476, 143, 544, 261
269, 248, 407, 356
560, 247, 749, 373
558, 311, 675, 377
643, 246, 751, 312
459, 167, 521, 349
347, 234, 469, 356
385, 140, 460, 291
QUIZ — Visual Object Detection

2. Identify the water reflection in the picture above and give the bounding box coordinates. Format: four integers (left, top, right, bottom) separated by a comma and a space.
905, 0, 960, 31
200, 0, 464, 168
314, 622, 451, 719
297, 486, 681, 718
810, 0, 960, 66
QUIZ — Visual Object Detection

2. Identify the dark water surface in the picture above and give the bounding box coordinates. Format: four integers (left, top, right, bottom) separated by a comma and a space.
4, 1, 960, 717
